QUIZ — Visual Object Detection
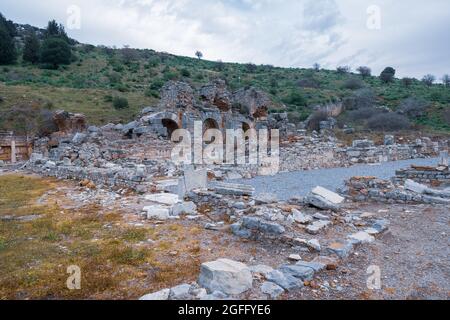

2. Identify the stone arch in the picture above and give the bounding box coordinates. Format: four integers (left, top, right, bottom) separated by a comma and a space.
242, 122, 251, 133
151, 112, 180, 138
162, 119, 179, 138
203, 118, 220, 134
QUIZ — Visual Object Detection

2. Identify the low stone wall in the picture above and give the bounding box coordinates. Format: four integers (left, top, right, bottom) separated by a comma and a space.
394, 166, 450, 186
26, 156, 176, 192
279, 137, 439, 172
342, 176, 450, 205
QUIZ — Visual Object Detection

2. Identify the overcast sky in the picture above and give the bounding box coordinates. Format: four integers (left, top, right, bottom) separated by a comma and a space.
2, 0, 449, 79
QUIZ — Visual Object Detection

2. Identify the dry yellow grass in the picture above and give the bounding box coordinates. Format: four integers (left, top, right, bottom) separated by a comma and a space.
0, 174, 201, 300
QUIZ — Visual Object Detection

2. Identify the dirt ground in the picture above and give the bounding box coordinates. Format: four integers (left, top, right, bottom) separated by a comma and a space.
0, 172, 448, 300
289, 203, 450, 300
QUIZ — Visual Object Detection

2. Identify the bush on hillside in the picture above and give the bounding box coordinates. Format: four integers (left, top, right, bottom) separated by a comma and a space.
367, 113, 410, 131
112, 96, 129, 109
283, 90, 307, 106
337, 66, 351, 74
40, 37, 72, 69
343, 88, 376, 110
380, 67, 396, 83
401, 77, 414, 87
397, 97, 428, 118
356, 66, 371, 78
347, 107, 383, 121
343, 77, 364, 90
307, 110, 329, 131
421, 74, 435, 86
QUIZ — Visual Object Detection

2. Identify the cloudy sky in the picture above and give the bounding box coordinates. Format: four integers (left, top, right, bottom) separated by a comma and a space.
2, 0, 449, 78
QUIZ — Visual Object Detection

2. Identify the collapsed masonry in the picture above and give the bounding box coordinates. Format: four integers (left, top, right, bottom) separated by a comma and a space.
119, 79, 292, 139
15, 78, 446, 190
342, 153, 450, 205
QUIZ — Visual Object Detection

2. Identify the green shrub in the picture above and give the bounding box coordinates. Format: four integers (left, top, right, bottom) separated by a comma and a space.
180, 69, 191, 77
283, 90, 307, 106
112, 96, 129, 109
307, 110, 329, 131
367, 113, 410, 131
40, 37, 72, 69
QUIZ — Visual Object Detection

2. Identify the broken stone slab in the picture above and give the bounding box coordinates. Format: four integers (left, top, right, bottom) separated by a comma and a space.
198, 259, 253, 295
72, 132, 87, 145
295, 260, 326, 272
201, 291, 229, 300
327, 241, 354, 259
144, 193, 180, 205
422, 195, 450, 205
312, 256, 339, 270
371, 219, 390, 233
139, 288, 171, 300
352, 139, 374, 149
249, 265, 274, 278
288, 254, 302, 261
306, 220, 330, 235
348, 231, 375, 244
254, 193, 278, 205
169, 283, 193, 300
172, 201, 197, 216
292, 209, 313, 224
313, 212, 330, 220
143, 205, 171, 220
405, 179, 428, 194
241, 217, 286, 235
306, 186, 344, 211
278, 264, 315, 281
438, 151, 448, 167
266, 270, 303, 291
182, 167, 208, 192
307, 239, 321, 251
261, 281, 285, 299
213, 182, 255, 197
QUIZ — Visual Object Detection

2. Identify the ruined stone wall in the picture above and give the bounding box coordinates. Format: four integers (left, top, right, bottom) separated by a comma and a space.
342, 176, 450, 205
394, 167, 450, 186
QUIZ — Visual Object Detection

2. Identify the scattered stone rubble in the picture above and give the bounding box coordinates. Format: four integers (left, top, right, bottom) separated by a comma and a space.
137, 184, 395, 300
342, 164, 450, 205
3, 78, 448, 300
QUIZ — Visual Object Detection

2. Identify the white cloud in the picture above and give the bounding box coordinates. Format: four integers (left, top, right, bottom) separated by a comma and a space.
1, 0, 449, 78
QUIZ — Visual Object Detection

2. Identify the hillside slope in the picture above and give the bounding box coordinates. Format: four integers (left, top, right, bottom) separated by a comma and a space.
0, 16, 449, 134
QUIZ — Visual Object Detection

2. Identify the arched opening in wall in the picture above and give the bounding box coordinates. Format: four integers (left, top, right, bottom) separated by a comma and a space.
203, 118, 219, 133
242, 122, 251, 133
162, 119, 179, 139
203, 118, 220, 144
242, 122, 251, 141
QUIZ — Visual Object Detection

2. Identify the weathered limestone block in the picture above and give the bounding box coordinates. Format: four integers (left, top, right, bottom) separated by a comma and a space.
198, 259, 253, 295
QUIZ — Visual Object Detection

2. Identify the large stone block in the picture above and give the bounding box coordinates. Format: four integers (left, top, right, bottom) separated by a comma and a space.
145, 193, 180, 205
198, 259, 253, 295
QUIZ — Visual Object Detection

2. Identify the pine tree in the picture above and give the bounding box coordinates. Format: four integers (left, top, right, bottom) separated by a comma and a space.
23, 31, 40, 64
40, 37, 71, 69
0, 14, 17, 64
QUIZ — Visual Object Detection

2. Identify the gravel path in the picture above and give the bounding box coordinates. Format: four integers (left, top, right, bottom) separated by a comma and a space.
235, 158, 439, 200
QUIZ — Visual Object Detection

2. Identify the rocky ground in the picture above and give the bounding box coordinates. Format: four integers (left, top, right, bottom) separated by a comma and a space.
1, 166, 447, 300
289, 202, 449, 300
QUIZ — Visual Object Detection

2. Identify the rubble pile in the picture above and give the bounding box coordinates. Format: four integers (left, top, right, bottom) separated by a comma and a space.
343, 175, 450, 205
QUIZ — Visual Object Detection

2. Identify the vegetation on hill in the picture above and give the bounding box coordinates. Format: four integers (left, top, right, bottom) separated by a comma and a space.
0, 13, 449, 135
